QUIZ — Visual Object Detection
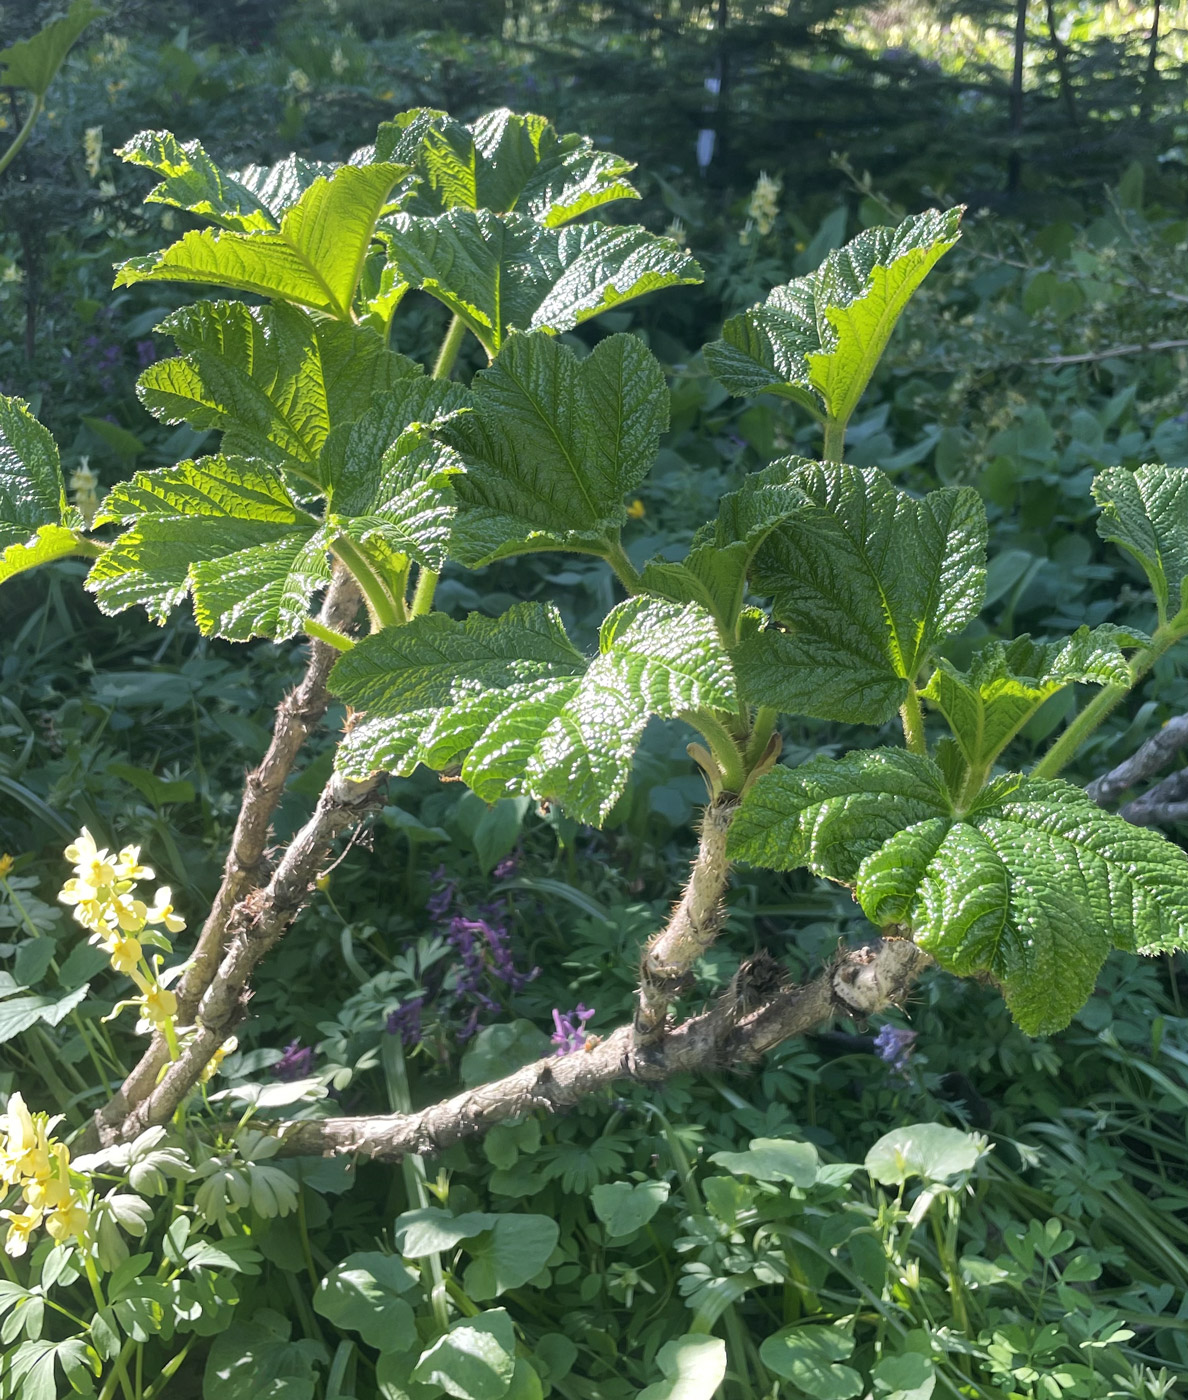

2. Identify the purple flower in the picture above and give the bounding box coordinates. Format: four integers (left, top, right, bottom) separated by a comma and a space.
873, 1023, 917, 1073
492, 852, 518, 880
426, 866, 457, 921
551, 1004, 595, 1056
386, 996, 425, 1046
274, 1039, 314, 1081
135, 339, 158, 369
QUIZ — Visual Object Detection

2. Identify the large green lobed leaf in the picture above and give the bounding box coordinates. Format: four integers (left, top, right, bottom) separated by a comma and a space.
437, 331, 668, 566
116, 163, 407, 319
1093, 463, 1188, 626
735, 462, 986, 723
704, 207, 961, 426
333, 597, 736, 824
731, 751, 1188, 1033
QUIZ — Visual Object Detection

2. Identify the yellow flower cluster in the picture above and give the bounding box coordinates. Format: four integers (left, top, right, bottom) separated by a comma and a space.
0, 1094, 89, 1257
739, 171, 782, 246
58, 829, 185, 1028
83, 125, 103, 179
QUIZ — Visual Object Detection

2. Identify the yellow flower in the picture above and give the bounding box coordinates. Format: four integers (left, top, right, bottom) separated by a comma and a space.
45, 1198, 88, 1244
147, 887, 185, 934
109, 935, 141, 975
0, 1093, 52, 1186
144, 985, 178, 1024
626, 499, 646, 520
201, 1036, 238, 1083
115, 845, 154, 882
1, 1207, 42, 1257
112, 892, 148, 932
24, 1143, 73, 1211
0, 854, 13, 879
63, 828, 117, 897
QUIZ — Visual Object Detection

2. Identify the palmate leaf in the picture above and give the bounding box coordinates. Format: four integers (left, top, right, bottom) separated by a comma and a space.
436, 331, 668, 566
320, 379, 468, 571
380, 209, 701, 358
1093, 463, 1188, 626
333, 598, 735, 824
117, 131, 322, 231
921, 626, 1142, 773
87, 456, 327, 640
116, 162, 408, 319
0, 0, 103, 98
0, 397, 95, 586
642, 461, 815, 631
380, 106, 639, 226
705, 208, 961, 424
138, 301, 417, 472
735, 462, 986, 723
731, 752, 1188, 1033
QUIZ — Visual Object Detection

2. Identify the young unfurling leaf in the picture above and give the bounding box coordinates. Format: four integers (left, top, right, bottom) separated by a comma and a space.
705, 207, 961, 428
733, 462, 986, 724
921, 626, 1142, 775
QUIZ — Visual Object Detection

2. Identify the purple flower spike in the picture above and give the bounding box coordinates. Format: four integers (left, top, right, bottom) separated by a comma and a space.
426, 866, 458, 921
492, 853, 519, 880
386, 996, 425, 1046
551, 1004, 595, 1056
274, 1039, 314, 1081
873, 1023, 917, 1073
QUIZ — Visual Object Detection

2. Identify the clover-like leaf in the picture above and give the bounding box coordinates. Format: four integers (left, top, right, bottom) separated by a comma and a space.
116, 162, 408, 319
759, 1326, 862, 1400
0, 396, 95, 587
0, 0, 103, 98
380, 209, 700, 357
334, 597, 736, 824
87, 456, 327, 640
637, 1336, 727, 1400
139, 301, 417, 474
734, 462, 986, 723
1093, 463, 1188, 626
313, 1252, 418, 1354
462, 1214, 559, 1300
921, 625, 1142, 775
438, 331, 668, 565
705, 207, 961, 427
591, 1181, 670, 1237
387, 106, 639, 226
865, 1123, 986, 1186
412, 1310, 517, 1400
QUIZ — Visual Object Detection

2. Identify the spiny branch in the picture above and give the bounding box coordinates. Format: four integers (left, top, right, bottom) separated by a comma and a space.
634, 796, 738, 1046
271, 939, 931, 1163
91, 570, 365, 1142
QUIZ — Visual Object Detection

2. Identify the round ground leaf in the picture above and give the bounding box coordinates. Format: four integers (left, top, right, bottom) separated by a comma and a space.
865, 1124, 985, 1186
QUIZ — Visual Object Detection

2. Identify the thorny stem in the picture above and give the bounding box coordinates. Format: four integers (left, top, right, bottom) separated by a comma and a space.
900, 683, 927, 757
634, 797, 738, 1045
687, 710, 747, 794
410, 566, 438, 617
603, 537, 643, 593
91, 572, 364, 1144
1033, 623, 1184, 780
332, 535, 405, 629
303, 617, 354, 651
